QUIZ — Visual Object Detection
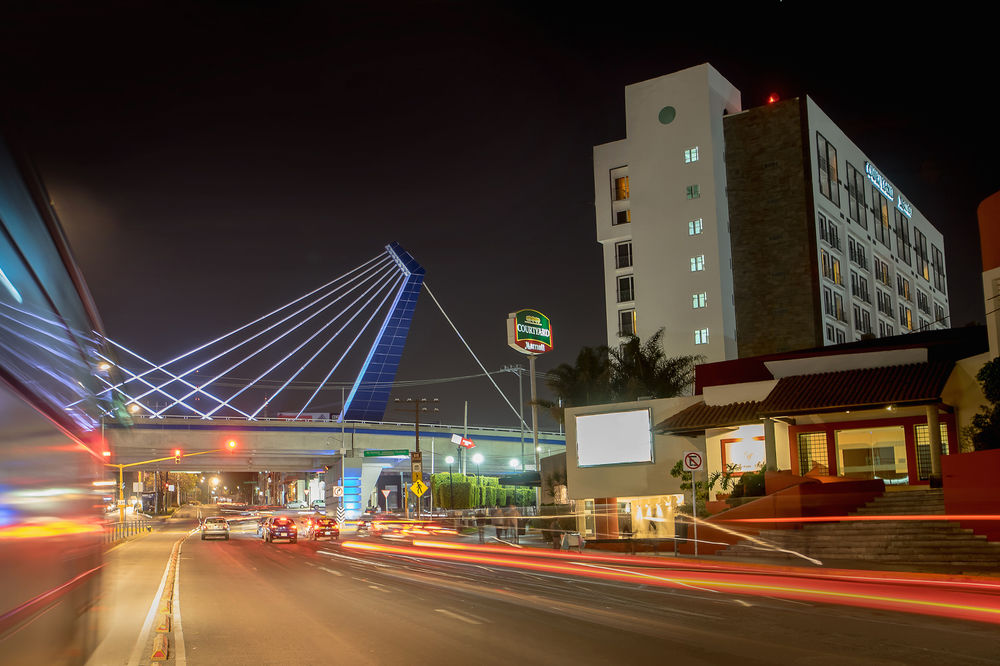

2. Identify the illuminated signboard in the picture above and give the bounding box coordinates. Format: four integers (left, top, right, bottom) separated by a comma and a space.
506, 309, 553, 355
865, 162, 894, 199
896, 196, 912, 217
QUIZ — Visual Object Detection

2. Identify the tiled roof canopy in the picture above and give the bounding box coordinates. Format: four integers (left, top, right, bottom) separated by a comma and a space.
657, 362, 954, 434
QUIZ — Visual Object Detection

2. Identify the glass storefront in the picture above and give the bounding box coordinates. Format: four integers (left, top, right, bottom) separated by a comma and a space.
835, 426, 908, 483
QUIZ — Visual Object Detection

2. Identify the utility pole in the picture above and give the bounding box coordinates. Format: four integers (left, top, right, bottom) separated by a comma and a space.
503, 364, 527, 472
393, 397, 439, 520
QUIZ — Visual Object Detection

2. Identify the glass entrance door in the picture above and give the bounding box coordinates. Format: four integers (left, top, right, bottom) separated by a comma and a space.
835, 426, 907, 483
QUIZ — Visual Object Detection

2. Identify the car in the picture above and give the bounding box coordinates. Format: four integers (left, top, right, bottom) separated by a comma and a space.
261, 515, 297, 543
310, 499, 326, 510
201, 517, 230, 540
304, 516, 339, 541
286, 501, 307, 509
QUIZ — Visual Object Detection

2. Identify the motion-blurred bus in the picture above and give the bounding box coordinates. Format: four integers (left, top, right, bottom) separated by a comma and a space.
0, 137, 110, 664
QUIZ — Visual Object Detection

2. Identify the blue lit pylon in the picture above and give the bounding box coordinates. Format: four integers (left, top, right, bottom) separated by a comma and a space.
339, 242, 424, 421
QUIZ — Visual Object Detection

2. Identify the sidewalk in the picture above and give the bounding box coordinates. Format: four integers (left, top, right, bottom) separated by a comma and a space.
86, 520, 193, 666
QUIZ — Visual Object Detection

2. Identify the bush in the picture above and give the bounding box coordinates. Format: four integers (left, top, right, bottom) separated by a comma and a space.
729, 468, 766, 499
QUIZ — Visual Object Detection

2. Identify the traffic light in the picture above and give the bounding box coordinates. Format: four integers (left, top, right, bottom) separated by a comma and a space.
226, 439, 237, 451
174, 449, 181, 464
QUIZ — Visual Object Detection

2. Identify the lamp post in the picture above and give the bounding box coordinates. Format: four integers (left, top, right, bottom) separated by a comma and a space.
472, 453, 484, 507
393, 397, 439, 519
445, 456, 455, 512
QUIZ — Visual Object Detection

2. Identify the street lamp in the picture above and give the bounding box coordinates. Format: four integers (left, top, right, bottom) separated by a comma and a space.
445, 456, 455, 512
472, 453, 484, 507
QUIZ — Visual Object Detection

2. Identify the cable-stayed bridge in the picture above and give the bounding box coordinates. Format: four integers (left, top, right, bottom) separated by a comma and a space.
95, 242, 562, 513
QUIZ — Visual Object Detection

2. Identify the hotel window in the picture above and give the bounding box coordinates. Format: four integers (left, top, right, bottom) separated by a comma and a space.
798, 432, 829, 475
932, 245, 946, 290
694, 328, 709, 345
825, 324, 835, 342
848, 237, 867, 269
914, 424, 950, 481
934, 303, 947, 327
685, 184, 701, 199
690, 255, 705, 272
615, 241, 633, 269
853, 305, 872, 334
894, 209, 912, 265
816, 133, 840, 206
818, 213, 841, 250
613, 175, 630, 201
823, 288, 845, 321
916, 290, 930, 314
874, 257, 892, 287
850, 271, 870, 303
836, 328, 846, 343
684, 147, 699, 163
879, 320, 894, 337
688, 218, 704, 235
846, 163, 867, 228
873, 188, 891, 250
896, 275, 911, 301
692, 292, 707, 309
877, 289, 894, 317
614, 209, 631, 225
899, 304, 913, 330
617, 275, 635, 302
914, 228, 930, 281
618, 309, 636, 337
821, 250, 842, 285
834, 293, 846, 322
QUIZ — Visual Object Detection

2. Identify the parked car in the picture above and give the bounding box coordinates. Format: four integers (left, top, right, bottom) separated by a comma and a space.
286, 501, 308, 509
261, 515, 298, 543
310, 499, 326, 510
201, 517, 230, 540
304, 516, 339, 541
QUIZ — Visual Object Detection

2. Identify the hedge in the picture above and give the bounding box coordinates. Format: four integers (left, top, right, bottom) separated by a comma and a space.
430, 472, 534, 509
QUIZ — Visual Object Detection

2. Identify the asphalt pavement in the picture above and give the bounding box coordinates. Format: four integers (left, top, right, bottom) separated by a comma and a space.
90, 515, 1000, 665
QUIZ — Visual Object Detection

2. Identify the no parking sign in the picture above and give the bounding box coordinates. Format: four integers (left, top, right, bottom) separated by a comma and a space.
683, 451, 704, 471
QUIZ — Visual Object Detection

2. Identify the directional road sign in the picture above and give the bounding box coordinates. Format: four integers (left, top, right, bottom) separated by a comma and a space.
330, 485, 344, 497
410, 479, 428, 497
450, 434, 476, 449
364, 449, 409, 457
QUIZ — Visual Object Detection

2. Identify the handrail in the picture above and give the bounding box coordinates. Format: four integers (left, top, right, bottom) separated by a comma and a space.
103, 518, 155, 545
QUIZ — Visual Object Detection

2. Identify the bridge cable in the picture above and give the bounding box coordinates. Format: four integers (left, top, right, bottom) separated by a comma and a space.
99, 250, 388, 396
250, 272, 405, 419
423, 282, 528, 429
156, 259, 399, 417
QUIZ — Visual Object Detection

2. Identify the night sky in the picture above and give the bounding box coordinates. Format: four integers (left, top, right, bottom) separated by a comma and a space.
2, 3, 994, 429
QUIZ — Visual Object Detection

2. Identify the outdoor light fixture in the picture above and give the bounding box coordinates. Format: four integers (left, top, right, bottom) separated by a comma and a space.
472, 453, 483, 465
445, 456, 454, 465
509, 458, 519, 468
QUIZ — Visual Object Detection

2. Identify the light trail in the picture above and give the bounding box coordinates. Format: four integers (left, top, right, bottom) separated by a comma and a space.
724, 514, 1000, 523
340, 540, 1000, 624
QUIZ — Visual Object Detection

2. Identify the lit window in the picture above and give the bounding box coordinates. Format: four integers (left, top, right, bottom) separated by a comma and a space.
694, 328, 709, 345
816, 132, 839, 206
613, 176, 630, 201
685, 185, 701, 200
684, 147, 699, 163
688, 218, 703, 235
615, 241, 633, 269
692, 292, 707, 309
618, 309, 636, 337
690, 255, 705, 272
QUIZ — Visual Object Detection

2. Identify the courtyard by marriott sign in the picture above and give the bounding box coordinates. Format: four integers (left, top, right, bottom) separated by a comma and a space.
507, 309, 553, 355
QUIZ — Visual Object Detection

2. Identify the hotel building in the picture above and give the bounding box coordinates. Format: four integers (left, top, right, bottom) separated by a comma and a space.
594, 63, 950, 361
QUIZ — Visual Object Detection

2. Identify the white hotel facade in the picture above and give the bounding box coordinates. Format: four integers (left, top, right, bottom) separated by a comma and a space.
594, 63, 950, 361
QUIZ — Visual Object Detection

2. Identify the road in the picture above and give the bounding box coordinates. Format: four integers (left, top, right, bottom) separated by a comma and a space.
94, 516, 1000, 665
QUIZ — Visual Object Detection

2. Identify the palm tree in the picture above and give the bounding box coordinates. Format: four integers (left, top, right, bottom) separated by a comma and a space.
541, 345, 612, 423
541, 330, 700, 424
610, 328, 701, 401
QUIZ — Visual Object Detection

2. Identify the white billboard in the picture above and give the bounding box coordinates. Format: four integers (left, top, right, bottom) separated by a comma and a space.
575, 409, 653, 467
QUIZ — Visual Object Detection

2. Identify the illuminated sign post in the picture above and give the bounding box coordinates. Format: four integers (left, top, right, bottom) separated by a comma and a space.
506, 309, 553, 478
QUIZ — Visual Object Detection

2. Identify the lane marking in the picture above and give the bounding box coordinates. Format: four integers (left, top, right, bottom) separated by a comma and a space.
368, 584, 388, 592
319, 567, 343, 577
435, 608, 482, 625
734, 599, 752, 607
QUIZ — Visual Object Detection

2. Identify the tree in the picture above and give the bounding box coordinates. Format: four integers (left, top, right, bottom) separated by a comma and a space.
541, 345, 612, 423
964, 357, 1000, 451
542, 330, 701, 424
609, 329, 701, 401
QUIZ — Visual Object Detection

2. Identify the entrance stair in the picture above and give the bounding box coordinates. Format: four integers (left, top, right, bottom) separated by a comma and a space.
720, 489, 1000, 567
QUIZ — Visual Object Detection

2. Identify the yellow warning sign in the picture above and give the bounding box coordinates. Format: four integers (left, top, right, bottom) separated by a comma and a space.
410, 479, 428, 496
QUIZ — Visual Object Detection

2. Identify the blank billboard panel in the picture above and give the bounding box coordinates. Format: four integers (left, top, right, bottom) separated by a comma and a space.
576, 409, 652, 467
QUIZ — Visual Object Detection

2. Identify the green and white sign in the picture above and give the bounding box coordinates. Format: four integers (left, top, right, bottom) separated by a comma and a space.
507, 309, 553, 355
363, 449, 409, 457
